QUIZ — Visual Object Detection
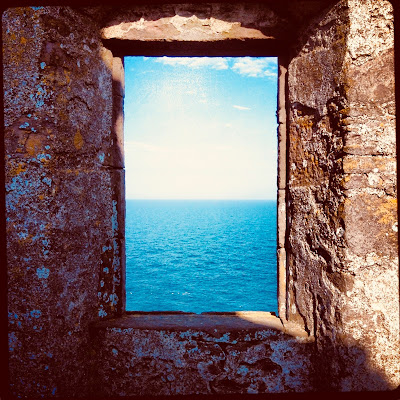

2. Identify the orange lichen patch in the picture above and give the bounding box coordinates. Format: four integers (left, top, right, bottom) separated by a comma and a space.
74, 129, 84, 150
38, 154, 51, 165
10, 265, 25, 280
8, 162, 27, 177
25, 135, 42, 156
343, 156, 396, 174
375, 198, 397, 225
20, 37, 27, 44
38, 194, 45, 200
293, 115, 315, 142
298, 117, 313, 130
342, 175, 351, 184
58, 109, 68, 121
64, 69, 71, 85
351, 156, 395, 173
343, 157, 359, 173
57, 92, 68, 104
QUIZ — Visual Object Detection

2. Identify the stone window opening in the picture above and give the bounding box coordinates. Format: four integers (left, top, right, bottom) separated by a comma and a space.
122, 54, 281, 314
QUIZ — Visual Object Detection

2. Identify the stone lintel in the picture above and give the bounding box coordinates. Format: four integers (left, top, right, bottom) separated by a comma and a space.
102, 38, 287, 57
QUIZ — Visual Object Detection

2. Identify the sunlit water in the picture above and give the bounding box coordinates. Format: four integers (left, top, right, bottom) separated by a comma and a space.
125, 199, 277, 313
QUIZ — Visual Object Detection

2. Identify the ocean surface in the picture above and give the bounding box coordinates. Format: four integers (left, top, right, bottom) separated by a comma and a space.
125, 199, 277, 313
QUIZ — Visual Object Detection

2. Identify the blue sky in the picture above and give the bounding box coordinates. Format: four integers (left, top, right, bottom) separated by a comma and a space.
124, 56, 278, 199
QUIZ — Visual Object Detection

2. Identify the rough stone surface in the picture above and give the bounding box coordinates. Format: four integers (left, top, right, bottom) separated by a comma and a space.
286, 0, 399, 391
4, 6, 124, 397
100, 3, 288, 42
337, 0, 398, 390
91, 313, 315, 396
4, 1, 399, 397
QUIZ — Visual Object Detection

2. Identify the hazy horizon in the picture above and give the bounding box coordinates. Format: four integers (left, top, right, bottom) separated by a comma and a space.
125, 197, 278, 200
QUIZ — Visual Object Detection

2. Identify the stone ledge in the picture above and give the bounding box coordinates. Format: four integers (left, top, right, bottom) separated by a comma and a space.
92, 311, 312, 340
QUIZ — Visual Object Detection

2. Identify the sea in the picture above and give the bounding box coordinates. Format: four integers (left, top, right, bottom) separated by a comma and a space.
125, 199, 277, 314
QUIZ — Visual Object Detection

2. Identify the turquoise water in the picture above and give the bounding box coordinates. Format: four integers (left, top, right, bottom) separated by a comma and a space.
125, 199, 277, 313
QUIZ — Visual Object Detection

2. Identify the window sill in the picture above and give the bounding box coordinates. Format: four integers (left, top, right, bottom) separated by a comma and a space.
92, 311, 312, 340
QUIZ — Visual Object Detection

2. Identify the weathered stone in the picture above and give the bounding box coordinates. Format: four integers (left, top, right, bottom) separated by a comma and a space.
277, 189, 286, 248
286, 0, 398, 391
277, 248, 287, 320
343, 193, 397, 258
100, 3, 288, 42
4, 6, 123, 398
91, 313, 314, 396
277, 60, 287, 191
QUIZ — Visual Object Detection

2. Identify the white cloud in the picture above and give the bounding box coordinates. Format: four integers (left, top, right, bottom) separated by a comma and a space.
154, 56, 277, 79
233, 105, 251, 111
231, 57, 277, 78
155, 56, 229, 70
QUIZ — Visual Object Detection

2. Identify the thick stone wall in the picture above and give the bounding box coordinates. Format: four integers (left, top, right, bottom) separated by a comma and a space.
4, 7, 124, 397
286, 0, 399, 390
3, 1, 399, 397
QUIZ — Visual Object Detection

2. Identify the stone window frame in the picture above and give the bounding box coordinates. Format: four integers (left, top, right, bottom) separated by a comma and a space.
104, 40, 289, 318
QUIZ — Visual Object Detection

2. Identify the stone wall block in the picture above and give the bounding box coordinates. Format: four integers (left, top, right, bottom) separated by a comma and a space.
4, 6, 121, 398
98, 168, 126, 316
347, 49, 395, 106
100, 3, 288, 42
6, 163, 124, 397
346, 0, 394, 64
91, 318, 315, 396
3, 7, 118, 166
343, 173, 396, 193
343, 193, 397, 259
343, 155, 396, 174
344, 117, 396, 156
337, 261, 400, 390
